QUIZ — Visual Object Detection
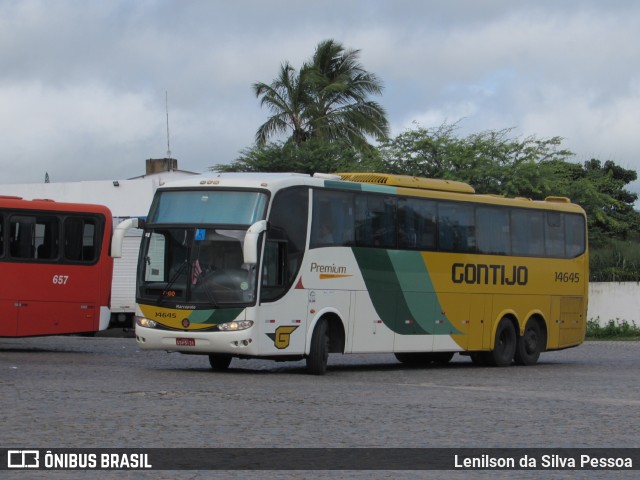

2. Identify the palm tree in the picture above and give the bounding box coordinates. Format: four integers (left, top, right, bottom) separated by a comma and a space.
304, 39, 389, 148
253, 62, 310, 146
253, 39, 389, 150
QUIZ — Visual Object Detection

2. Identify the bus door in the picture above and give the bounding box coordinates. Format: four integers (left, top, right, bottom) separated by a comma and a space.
258, 238, 309, 355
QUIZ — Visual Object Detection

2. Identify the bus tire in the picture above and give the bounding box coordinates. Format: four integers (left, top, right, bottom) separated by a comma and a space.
307, 319, 329, 375
514, 320, 544, 366
208, 354, 232, 371
487, 318, 516, 367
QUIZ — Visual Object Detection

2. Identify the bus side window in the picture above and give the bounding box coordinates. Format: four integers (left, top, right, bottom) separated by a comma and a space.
36, 216, 59, 260
438, 203, 476, 253
511, 209, 544, 257
64, 217, 99, 262
8, 215, 60, 260
565, 213, 586, 258
311, 190, 354, 248
398, 197, 436, 250
10, 218, 28, 258
261, 238, 287, 295
545, 212, 565, 257
476, 207, 510, 255
355, 194, 396, 248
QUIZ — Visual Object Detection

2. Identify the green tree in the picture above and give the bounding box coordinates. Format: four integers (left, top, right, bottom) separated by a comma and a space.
379, 122, 573, 198
253, 39, 389, 150
378, 122, 640, 246
213, 139, 386, 175
558, 159, 640, 245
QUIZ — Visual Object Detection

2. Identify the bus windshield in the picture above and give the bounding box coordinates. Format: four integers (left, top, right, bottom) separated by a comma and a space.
138, 227, 257, 307
148, 190, 267, 225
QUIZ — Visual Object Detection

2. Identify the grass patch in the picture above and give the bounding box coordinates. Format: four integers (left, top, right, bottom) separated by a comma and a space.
590, 239, 640, 281
586, 318, 640, 340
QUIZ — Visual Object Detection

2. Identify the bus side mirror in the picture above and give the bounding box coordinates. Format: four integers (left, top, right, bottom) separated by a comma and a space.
243, 220, 268, 265
111, 217, 143, 258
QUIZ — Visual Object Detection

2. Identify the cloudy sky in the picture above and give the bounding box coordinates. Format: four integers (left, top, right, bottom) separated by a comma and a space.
1, 0, 639, 196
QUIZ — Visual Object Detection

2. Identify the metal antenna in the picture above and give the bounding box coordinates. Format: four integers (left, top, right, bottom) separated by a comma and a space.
165, 91, 172, 158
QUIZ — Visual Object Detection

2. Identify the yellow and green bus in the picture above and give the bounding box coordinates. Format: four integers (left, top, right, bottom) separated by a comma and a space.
128, 172, 588, 374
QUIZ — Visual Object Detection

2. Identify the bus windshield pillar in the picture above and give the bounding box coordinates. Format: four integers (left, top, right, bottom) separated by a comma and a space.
243, 220, 268, 264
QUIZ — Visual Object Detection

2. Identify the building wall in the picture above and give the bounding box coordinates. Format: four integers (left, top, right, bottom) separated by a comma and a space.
589, 282, 640, 326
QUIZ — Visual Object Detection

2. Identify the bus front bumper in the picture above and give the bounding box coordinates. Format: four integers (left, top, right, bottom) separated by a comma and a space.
135, 325, 258, 355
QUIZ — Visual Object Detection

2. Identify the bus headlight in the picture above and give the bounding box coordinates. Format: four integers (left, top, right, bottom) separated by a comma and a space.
136, 317, 157, 328
218, 320, 254, 331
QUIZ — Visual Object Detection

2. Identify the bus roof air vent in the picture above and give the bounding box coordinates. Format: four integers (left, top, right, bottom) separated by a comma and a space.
312, 173, 342, 180
337, 173, 475, 194
544, 196, 571, 203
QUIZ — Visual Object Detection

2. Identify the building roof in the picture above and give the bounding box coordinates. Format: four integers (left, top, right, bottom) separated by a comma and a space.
0, 170, 197, 218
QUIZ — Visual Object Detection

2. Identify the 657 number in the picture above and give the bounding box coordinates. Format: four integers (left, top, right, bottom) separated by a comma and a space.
52, 275, 69, 285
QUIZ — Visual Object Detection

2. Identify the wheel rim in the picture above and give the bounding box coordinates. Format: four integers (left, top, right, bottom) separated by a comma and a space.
497, 329, 508, 352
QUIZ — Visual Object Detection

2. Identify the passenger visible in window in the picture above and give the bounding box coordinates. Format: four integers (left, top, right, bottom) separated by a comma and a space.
317, 222, 334, 245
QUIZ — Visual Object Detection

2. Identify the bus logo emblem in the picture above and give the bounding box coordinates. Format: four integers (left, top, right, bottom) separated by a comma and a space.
267, 326, 299, 349
182, 318, 190, 328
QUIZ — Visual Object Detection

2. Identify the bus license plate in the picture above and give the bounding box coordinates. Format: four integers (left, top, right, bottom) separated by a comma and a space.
176, 338, 195, 346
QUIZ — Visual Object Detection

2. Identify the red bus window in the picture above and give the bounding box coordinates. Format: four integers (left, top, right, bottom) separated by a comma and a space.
9, 215, 59, 260
64, 217, 98, 262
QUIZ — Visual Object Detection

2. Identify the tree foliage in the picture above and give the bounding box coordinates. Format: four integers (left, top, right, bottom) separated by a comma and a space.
379, 122, 640, 245
558, 159, 640, 245
253, 39, 389, 150
213, 139, 385, 176
379, 122, 575, 198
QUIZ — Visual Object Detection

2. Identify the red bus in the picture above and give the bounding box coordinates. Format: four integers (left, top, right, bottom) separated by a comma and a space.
0, 196, 114, 337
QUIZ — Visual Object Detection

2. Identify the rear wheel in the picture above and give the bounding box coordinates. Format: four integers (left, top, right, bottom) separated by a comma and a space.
486, 318, 516, 367
514, 320, 544, 366
307, 319, 329, 375
208, 354, 232, 371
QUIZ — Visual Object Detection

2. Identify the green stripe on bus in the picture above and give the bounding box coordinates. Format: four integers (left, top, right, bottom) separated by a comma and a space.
352, 248, 460, 335
388, 251, 461, 335
188, 308, 244, 325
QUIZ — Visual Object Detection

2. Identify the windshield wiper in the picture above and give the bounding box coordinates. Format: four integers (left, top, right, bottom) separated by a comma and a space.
193, 273, 219, 308
157, 259, 188, 304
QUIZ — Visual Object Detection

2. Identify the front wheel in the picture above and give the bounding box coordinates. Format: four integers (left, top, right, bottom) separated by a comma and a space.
307, 319, 329, 375
208, 354, 232, 371
486, 318, 516, 367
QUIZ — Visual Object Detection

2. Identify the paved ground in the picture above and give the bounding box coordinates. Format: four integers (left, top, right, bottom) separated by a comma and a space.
1, 335, 638, 479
